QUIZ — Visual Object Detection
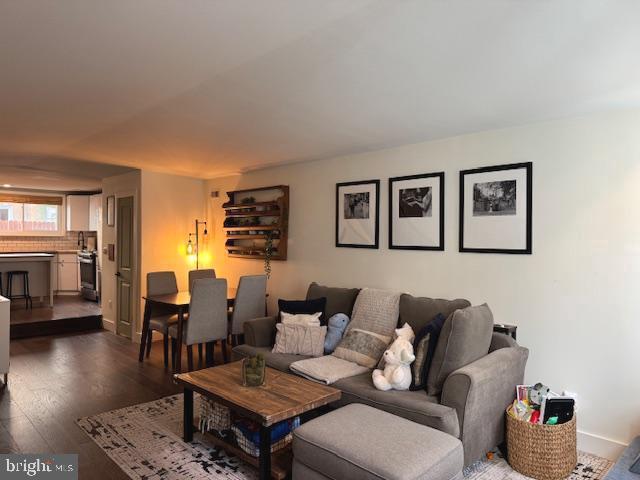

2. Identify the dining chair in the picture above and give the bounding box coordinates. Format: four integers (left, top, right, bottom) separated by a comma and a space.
188, 269, 216, 293
228, 274, 267, 346
146, 271, 179, 368
188, 269, 216, 361
168, 278, 228, 372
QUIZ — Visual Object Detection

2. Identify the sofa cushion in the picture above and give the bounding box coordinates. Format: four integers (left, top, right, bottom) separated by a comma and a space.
293, 404, 463, 480
399, 294, 471, 333
306, 282, 360, 319
333, 329, 391, 368
272, 324, 327, 357
232, 345, 312, 372
331, 372, 460, 438
410, 313, 446, 391
427, 304, 494, 396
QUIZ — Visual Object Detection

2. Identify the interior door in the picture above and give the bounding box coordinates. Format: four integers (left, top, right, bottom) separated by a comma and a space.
116, 196, 134, 338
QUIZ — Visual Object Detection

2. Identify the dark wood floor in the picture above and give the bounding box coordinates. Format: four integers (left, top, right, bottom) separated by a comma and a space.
0, 330, 196, 479
10, 295, 101, 324
10, 296, 103, 339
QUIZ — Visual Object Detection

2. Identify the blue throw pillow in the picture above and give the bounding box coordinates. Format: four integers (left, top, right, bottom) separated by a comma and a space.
324, 313, 350, 354
409, 313, 446, 391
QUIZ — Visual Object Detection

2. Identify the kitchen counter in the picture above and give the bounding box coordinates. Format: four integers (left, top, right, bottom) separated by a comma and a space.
0, 253, 55, 259
0, 253, 55, 306
0, 250, 79, 254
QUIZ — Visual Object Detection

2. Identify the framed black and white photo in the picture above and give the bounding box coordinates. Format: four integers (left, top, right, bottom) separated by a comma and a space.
389, 172, 444, 250
459, 162, 532, 254
336, 180, 380, 248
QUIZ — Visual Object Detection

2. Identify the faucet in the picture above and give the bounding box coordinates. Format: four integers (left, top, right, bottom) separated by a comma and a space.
78, 231, 85, 251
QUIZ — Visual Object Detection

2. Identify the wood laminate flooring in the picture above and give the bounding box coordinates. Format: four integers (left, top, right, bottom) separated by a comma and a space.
10, 296, 103, 339
0, 330, 220, 479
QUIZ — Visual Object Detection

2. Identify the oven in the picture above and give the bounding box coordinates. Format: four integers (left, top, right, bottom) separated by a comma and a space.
78, 251, 98, 301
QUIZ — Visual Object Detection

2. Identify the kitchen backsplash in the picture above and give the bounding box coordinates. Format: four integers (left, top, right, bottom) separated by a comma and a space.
0, 231, 97, 252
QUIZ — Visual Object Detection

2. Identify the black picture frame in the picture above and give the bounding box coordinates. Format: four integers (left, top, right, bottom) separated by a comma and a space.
389, 172, 445, 251
459, 162, 532, 254
335, 179, 380, 249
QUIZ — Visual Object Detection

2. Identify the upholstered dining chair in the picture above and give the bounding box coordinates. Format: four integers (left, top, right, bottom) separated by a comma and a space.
146, 271, 179, 368
188, 269, 216, 293
228, 275, 267, 346
187, 269, 216, 362
168, 278, 228, 372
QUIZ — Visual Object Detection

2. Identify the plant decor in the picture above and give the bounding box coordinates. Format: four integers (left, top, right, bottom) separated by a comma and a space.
264, 231, 274, 278
241, 354, 266, 387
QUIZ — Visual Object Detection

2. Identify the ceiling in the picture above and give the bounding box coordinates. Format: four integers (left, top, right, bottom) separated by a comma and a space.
2, 0, 640, 181
0, 157, 133, 191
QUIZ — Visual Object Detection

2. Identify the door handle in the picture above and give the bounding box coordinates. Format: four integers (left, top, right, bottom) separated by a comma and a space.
115, 272, 121, 277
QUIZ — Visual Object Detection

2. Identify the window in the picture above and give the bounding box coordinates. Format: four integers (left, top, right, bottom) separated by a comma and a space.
0, 193, 64, 236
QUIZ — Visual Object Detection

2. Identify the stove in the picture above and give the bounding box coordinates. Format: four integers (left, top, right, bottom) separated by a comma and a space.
78, 250, 98, 301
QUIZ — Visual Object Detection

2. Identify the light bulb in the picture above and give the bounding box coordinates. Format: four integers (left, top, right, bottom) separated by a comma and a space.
186, 239, 193, 255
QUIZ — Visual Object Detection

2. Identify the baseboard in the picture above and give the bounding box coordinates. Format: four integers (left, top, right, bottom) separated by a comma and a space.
578, 430, 627, 460
133, 331, 161, 343
102, 317, 115, 332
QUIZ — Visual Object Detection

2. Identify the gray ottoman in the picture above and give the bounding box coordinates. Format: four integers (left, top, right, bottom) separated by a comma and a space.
293, 403, 463, 480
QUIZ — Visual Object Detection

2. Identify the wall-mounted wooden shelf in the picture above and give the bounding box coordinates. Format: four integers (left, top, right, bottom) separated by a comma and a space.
222, 185, 289, 260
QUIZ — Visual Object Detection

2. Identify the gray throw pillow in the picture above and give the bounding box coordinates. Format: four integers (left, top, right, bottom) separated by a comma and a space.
426, 304, 494, 395
333, 328, 391, 369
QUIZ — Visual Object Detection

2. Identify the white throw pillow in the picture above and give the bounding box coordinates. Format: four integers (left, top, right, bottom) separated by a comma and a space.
280, 311, 322, 326
272, 324, 327, 357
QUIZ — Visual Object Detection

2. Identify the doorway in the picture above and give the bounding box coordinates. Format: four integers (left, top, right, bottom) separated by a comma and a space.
116, 196, 134, 338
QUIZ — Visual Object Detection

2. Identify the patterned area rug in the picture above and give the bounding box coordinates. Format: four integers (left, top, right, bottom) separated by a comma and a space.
465, 449, 613, 480
77, 395, 257, 479
77, 394, 613, 480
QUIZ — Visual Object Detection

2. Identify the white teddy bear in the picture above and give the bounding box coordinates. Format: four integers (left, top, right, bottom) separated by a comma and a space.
372, 323, 416, 391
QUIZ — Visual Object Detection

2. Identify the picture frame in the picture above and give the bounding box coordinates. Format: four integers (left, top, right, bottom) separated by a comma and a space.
335, 179, 380, 248
106, 195, 115, 227
459, 162, 532, 254
389, 172, 444, 250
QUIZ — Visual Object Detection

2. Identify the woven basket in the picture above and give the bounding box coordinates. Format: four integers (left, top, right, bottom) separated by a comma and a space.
506, 409, 577, 480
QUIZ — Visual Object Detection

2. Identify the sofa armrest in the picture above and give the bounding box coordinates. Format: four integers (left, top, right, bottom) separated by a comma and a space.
243, 315, 277, 347
440, 346, 529, 466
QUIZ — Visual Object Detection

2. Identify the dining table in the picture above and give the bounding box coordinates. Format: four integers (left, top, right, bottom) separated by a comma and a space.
139, 287, 237, 373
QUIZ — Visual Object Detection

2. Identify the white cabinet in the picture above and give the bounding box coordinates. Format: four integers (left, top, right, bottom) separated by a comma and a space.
66, 195, 90, 231
89, 194, 102, 232
57, 253, 80, 292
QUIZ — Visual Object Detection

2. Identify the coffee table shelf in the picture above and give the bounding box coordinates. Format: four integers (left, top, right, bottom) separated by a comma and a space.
175, 361, 341, 480
203, 430, 292, 480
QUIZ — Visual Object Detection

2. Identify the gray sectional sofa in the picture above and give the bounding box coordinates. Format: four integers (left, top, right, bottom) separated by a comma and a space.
233, 282, 529, 466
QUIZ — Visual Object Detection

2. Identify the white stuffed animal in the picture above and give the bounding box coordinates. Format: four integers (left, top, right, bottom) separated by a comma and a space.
372, 323, 416, 391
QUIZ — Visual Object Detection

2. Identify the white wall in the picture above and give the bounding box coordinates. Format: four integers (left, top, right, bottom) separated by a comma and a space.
207, 108, 640, 458
139, 170, 209, 340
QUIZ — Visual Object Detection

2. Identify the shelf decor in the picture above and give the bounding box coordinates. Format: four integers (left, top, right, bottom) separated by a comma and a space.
459, 162, 532, 254
389, 172, 444, 250
222, 185, 289, 260
335, 180, 380, 248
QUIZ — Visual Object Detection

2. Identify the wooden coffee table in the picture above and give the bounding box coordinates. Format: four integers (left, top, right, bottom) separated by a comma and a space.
174, 361, 341, 480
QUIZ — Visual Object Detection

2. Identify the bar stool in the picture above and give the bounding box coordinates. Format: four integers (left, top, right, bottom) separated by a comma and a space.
6, 271, 32, 309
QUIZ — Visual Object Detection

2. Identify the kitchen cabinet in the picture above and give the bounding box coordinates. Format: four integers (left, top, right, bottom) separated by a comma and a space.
66, 195, 90, 231
57, 253, 80, 292
89, 194, 102, 231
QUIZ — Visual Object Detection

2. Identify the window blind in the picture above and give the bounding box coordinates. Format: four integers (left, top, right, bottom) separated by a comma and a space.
0, 194, 63, 205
